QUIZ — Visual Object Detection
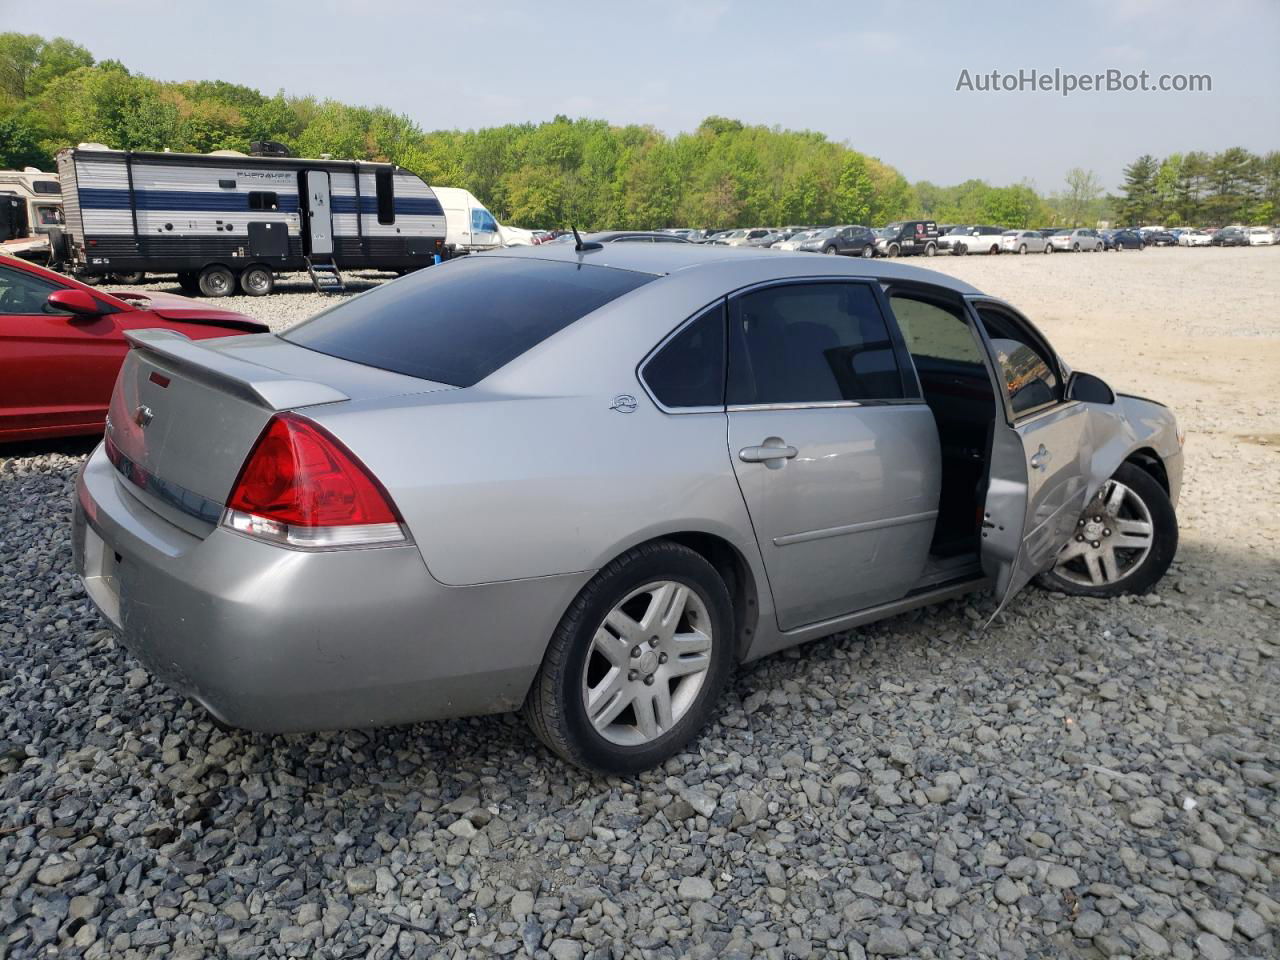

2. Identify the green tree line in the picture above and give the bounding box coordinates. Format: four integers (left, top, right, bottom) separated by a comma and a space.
3, 33, 1274, 230
1115, 150, 1280, 227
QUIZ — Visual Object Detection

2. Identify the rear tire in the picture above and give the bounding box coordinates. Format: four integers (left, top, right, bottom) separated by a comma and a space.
1072, 242, 1081, 252
239, 265, 274, 297
198, 265, 236, 298
955, 243, 967, 256
1036, 462, 1178, 598
110, 271, 145, 284
523, 540, 735, 774
924, 242, 936, 257
989, 245, 1000, 255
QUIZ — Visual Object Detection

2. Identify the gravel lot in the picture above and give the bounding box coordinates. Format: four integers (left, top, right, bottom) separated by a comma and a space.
1, 248, 1277, 959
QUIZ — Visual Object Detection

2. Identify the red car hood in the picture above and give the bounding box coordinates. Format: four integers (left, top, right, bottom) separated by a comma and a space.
109, 290, 268, 331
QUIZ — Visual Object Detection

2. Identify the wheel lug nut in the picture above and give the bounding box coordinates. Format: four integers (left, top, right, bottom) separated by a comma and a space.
1076, 535, 1084, 541
630, 646, 641, 658
1103, 529, 1111, 536
659, 653, 668, 664
628, 669, 638, 681
1091, 541, 1100, 548
650, 637, 660, 647
1078, 518, 1085, 526
644, 675, 655, 685
1093, 516, 1102, 522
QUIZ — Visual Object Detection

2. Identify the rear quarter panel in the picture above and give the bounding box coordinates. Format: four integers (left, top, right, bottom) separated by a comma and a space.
310, 394, 758, 587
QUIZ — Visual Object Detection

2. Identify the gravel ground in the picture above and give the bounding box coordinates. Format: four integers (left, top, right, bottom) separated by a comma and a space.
1, 248, 1277, 959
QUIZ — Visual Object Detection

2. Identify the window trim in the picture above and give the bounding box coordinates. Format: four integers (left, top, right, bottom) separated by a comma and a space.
723, 277, 923, 410
965, 296, 1068, 424
636, 298, 728, 415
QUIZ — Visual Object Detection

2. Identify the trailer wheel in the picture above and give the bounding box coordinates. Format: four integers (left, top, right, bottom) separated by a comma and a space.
198, 265, 236, 298
239, 265, 274, 297
110, 272, 146, 285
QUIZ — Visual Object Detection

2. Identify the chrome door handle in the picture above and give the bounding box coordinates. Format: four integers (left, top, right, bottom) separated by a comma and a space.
739, 441, 798, 463
1030, 444, 1052, 471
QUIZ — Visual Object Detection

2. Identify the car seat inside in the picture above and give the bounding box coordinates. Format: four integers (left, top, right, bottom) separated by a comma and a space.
889, 291, 998, 565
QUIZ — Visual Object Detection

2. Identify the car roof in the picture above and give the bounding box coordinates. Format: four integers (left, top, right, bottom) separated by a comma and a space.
475, 241, 985, 296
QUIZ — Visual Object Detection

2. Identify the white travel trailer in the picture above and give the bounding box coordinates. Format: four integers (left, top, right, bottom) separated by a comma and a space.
0, 168, 64, 262
55, 144, 448, 295
431, 186, 535, 252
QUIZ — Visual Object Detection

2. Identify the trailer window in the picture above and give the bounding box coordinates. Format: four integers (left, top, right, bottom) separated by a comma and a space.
375, 169, 395, 225
248, 192, 279, 211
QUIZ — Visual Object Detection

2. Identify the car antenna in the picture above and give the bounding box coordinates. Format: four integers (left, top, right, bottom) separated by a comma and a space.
572, 225, 602, 252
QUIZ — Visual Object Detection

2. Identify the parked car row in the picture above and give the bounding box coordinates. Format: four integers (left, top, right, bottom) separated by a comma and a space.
649, 222, 1280, 259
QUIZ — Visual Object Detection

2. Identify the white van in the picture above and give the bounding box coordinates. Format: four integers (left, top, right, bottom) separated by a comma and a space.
431, 186, 534, 253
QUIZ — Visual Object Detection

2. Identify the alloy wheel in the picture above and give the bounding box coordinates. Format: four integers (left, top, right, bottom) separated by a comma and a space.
1052, 480, 1154, 587
581, 580, 713, 746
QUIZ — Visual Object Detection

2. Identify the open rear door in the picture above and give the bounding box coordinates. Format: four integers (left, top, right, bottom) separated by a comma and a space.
970, 299, 1092, 618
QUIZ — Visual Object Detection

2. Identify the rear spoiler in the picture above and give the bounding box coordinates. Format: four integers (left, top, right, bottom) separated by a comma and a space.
124, 328, 349, 410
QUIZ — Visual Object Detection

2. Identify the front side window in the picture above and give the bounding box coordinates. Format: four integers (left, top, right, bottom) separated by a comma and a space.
0, 264, 59, 314
728, 282, 906, 405
975, 306, 1061, 416
471, 207, 498, 233
284, 257, 654, 387
890, 294, 986, 371
642, 302, 725, 408
38, 206, 64, 225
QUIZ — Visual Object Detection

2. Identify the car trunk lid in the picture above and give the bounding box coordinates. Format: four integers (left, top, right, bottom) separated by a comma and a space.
106, 329, 454, 531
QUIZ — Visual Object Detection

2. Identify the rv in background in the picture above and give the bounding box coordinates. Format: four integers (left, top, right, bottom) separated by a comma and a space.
0, 168, 64, 263
431, 186, 535, 252
54, 143, 448, 296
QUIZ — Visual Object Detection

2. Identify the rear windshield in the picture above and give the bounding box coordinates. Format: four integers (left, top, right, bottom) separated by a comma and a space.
283, 257, 654, 387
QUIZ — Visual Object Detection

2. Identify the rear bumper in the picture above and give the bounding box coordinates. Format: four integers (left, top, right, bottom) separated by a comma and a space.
73, 443, 589, 733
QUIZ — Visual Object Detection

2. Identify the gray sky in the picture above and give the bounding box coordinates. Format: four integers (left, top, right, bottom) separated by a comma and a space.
6, 0, 1277, 192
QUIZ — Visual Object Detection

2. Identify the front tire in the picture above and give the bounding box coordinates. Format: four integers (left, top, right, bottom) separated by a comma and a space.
860, 244, 874, 258
1018, 244, 1027, 255
1037, 462, 1178, 598
886, 243, 900, 258
523, 541, 735, 774
823, 245, 837, 255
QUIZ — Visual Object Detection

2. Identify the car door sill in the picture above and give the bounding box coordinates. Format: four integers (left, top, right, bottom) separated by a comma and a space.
755, 574, 991, 657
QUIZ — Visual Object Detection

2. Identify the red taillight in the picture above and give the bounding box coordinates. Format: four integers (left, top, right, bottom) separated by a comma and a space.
223, 414, 404, 547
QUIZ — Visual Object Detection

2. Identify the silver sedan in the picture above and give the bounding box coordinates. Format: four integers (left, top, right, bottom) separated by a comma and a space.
1000, 230, 1050, 254
74, 244, 1183, 773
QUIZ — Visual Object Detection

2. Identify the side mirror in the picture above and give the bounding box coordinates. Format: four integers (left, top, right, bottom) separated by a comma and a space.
47, 288, 103, 317
1067, 371, 1115, 404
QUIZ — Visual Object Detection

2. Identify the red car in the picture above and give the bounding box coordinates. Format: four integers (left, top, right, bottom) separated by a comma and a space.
0, 256, 266, 442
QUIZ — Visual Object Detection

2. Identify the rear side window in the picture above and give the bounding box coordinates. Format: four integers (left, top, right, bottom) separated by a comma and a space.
283, 257, 654, 387
728, 282, 906, 405
375, 169, 395, 225
643, 302, 725, 408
